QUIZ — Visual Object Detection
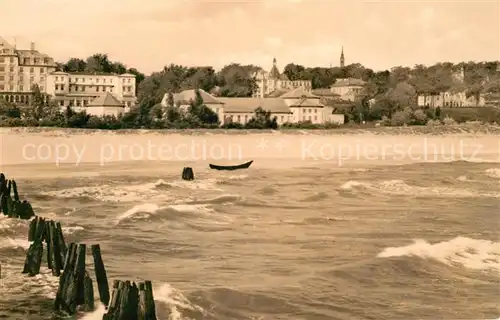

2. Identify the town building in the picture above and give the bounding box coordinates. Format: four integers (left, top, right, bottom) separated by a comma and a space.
330, 78, 366, 101
161, 87, 345, 126
417, 67, 486, 108
0, 37, 57, 105
45, 71, 137, 114
252, 58, 312, 98
417, 91, 485, 108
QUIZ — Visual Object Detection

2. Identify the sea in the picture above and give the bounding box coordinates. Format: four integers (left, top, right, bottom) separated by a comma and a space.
0, 126, 499, 320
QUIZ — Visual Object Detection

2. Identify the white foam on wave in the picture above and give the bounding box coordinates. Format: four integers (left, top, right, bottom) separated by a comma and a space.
485, 168, 500, 179
378, 236, 500, 272
116, 202, 215, 225
340, 179, 500, 198
0, 263, 59, 299
168, 179, 222, 191
456, 175, 471, 182
80, 283, 205, 320
62, 225, 84, 235
154, 282, 206, 320
0, 236, 30, 250
43, 177, 226, 202
42, 179, 172, 202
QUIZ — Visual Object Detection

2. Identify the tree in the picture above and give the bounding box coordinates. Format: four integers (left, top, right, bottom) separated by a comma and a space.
245, 107, 278, 129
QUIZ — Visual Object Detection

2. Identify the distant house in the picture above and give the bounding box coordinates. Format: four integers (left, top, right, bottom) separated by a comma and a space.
160, 88, 225, 120
161, 86, 345, 126
86, 92, 125, 117
252, 58, 312, 98
417, 91, 486, 108
330, 78, 366, 101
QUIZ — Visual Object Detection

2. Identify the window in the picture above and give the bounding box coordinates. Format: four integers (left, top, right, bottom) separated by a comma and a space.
19, 85, 23, 91
96, 86, 100, 92
103, 79, 106, 83
0, 57, 3, 63
9, 66, 14, 72
0, 66, 4, 72
0, 85, 3, 90
40, 76, 45, 81
34, 58, 40, 64
23, 58, 29, 64
314, 109, 317, 113
30, 67, 34, 73
40, 86, 44, 91
55, 84, 59, 90
40, 68, 44, 73
314, 116, 317, 121
30, 76, 34, 82
75, 78, 78, 83
9, 57, 14, 63
76, 100, 81, 107
60, 84, 64, 90
9, 76, 13, 81
237, 115, 241, 122
0, 76, 4, 81
59, 101, 64, 106
96, 79, 99, 83
19, 67, 23, 72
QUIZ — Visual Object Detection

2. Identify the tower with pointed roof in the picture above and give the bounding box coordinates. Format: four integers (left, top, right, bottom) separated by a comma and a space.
340, 47, 345, 68
269, 57, 280, 79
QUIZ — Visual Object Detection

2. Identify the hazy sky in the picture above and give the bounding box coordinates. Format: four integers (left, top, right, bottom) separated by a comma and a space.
1, 0, 499, 74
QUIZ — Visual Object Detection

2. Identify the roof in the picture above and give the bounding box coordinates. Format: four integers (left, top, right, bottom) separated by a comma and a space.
331, 77, 366, 87
312, 88, 340, 97
280, 87, 319, 99
88, 92, 124, 107
265, 89, 288, 98
288, 98, 324, 107
217, 97, 291, 113
173, 89, 223, 105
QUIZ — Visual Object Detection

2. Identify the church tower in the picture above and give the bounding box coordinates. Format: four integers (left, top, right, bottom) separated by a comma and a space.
340, 47, 345, 68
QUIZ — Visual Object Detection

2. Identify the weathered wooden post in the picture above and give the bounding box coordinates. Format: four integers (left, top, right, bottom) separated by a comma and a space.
91, 244, 110, 307
182, 167, 194, 181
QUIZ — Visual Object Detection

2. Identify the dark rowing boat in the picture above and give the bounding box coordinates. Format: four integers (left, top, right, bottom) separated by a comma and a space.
209, 160, 253, 171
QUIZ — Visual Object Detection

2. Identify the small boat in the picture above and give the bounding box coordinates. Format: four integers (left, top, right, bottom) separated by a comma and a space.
209, 160, 253, 171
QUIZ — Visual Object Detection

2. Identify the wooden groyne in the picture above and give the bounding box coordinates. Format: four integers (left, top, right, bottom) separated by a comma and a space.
0, 173, 35, 219
1, 173, 158, 319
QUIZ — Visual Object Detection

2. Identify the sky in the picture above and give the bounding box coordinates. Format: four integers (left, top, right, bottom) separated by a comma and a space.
1, 0, 499, 74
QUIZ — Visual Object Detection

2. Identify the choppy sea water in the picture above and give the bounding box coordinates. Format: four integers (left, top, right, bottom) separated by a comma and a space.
0, 127, 499, 320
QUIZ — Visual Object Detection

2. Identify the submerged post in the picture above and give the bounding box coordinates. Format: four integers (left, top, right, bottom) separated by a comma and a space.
181, 167, 194, 181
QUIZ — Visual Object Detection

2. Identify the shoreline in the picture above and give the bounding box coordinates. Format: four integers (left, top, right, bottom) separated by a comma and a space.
2, 123, 500, 136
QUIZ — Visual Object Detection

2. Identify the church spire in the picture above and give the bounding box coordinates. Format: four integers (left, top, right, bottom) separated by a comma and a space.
340, 46, 345, 68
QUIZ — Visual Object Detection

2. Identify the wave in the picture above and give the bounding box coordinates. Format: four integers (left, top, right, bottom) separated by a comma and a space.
0, 237, 30, 250
485, 168, 500, 179
116, 202, 215, 225
300, 192, 329, 202
81, 282, 206, 320
377, 236, 500, 272
0, 262, 59, 299
340, 179, 500, 198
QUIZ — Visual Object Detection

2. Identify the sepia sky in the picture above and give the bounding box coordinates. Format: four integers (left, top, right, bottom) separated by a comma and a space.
1, 0, 499, 74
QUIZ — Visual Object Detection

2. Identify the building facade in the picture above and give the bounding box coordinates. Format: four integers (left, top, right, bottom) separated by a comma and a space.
329, 78, 366, 101
45, 71, 137, 112
417, 92, 485, 108
252, 58, 312, 98
0, 37, 57, 105
162, 87, 345, 126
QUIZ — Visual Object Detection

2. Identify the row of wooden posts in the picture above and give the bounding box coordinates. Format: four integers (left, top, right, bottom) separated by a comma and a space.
1, 173, 158, 319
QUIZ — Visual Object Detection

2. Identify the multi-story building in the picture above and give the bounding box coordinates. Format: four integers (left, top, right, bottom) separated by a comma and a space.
252, 58, 312, 98
45, 71, 137, 113
0, 37, 57, 105
417, 67, 486, 108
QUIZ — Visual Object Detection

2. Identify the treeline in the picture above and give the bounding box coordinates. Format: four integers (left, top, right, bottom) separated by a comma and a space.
0, 89, 283, 129
55, 53, 499, 106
